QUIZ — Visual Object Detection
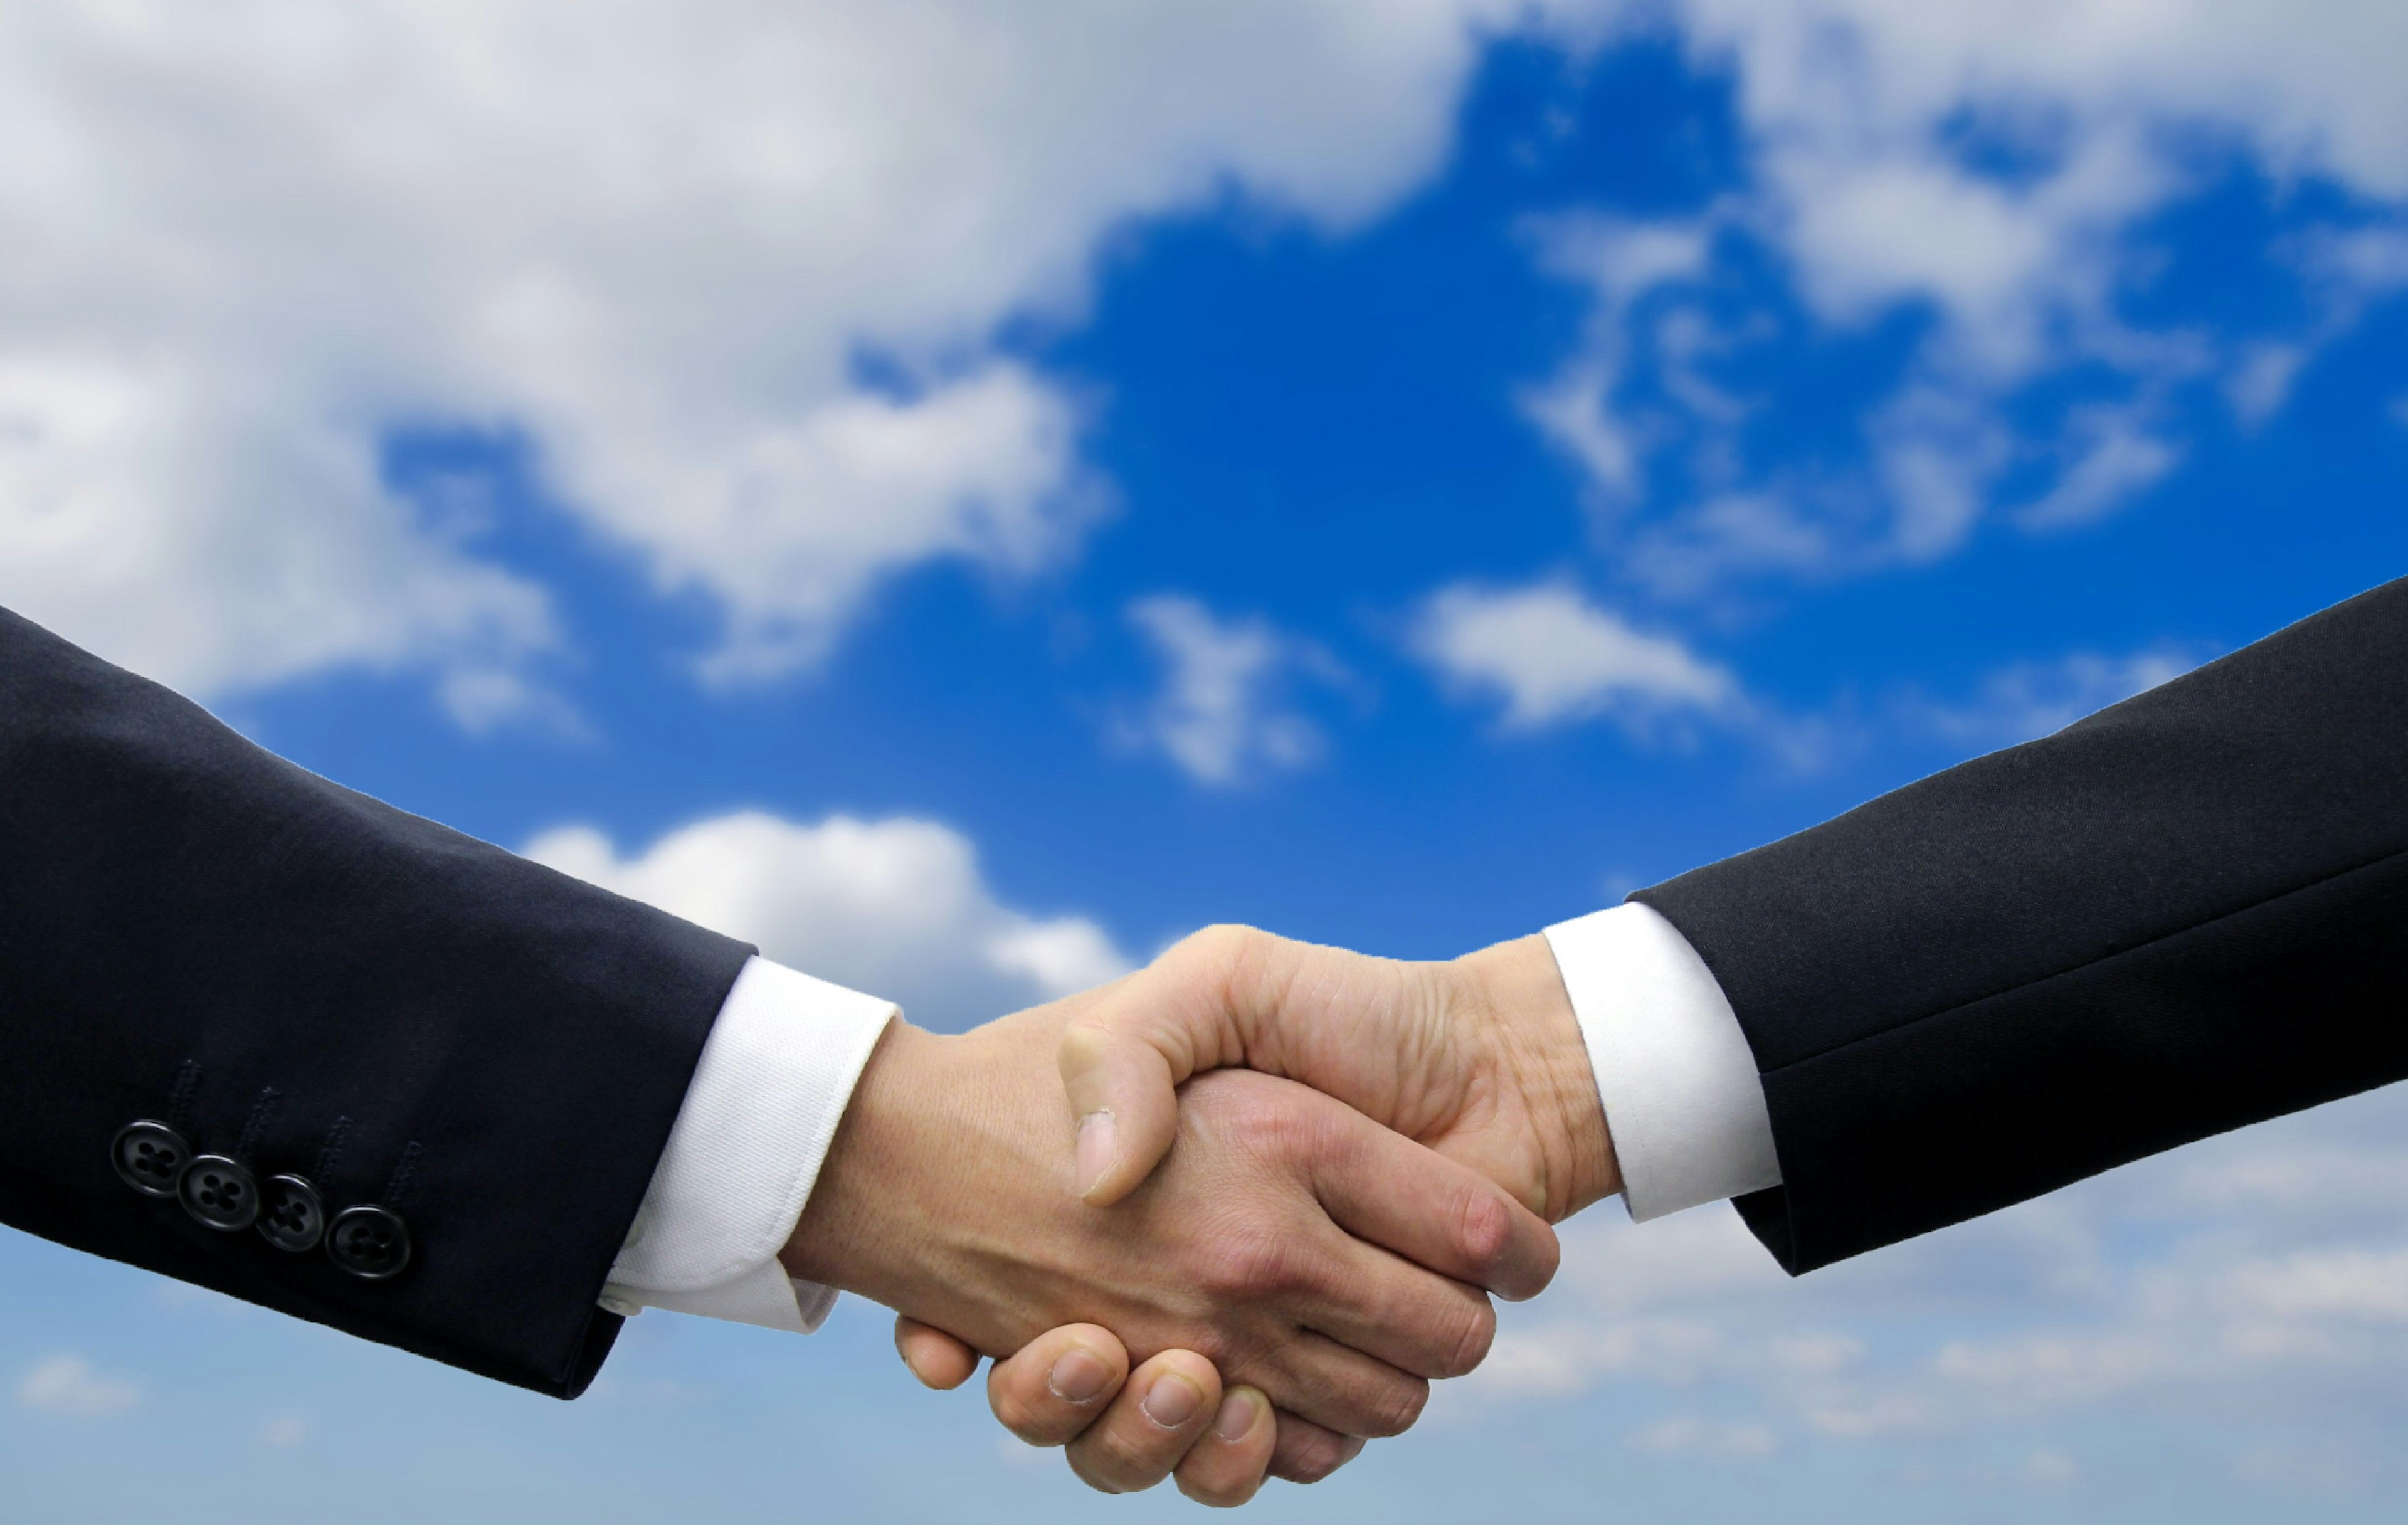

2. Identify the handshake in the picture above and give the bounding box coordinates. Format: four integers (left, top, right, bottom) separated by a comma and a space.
778, 925, 1615, 1507
4, 582, 2389, 1483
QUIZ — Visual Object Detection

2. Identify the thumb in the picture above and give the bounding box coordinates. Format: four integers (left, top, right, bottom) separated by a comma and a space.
1057, 1014, 1183, 1206
1059, 926, 1270, 1205
895, 1316, 983, 1390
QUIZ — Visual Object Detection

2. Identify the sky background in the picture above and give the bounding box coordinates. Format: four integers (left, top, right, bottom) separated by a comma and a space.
4, 2, 2408, 1519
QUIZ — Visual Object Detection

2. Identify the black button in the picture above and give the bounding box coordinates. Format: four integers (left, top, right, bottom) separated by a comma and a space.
179, 1154, 260, 1232
256, 1174, 326, 1253
327, 1205, 411, 1280
112, 1121, 193, 1198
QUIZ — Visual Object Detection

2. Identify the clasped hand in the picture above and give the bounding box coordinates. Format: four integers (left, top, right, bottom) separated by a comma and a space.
779, 927, 1619, 1506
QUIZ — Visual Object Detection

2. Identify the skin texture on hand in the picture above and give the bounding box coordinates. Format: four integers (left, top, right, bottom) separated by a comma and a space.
1064, 926, 1620, 1223
779, 987, 1556, 1474
896, 927, 1621, 1499
892, 1315, 1358, 1495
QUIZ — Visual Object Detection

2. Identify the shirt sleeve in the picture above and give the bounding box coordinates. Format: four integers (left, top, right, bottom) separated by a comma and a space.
599, 956, 896, 1333
1543, 901, 1782, 1222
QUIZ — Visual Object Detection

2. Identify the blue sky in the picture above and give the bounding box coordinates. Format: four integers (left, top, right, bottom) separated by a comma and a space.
4, 4, 2408, 1519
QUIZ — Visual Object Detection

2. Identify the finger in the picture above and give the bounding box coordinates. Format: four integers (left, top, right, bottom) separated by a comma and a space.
1313, 1107, 1561, 1302
1255, 1327, 1432, 1438
1305, 1256, 1494, 1385
1065, 1349, 1223, 1494
1057, 1016, 1183, 1207
983, 1324, 1132, 1447
1265, 1411, 1366, 1484
1174, 1385, 1277, 1507
1060, 925, 1275, 1205
894, 1316, 981, 1390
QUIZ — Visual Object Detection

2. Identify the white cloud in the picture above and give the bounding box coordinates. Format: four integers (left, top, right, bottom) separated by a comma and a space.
1121, 595, 1335, 786
1671, 0, 2408, 312
1915, 646, 2199, 746
1520, 214, 1718, 502
4, 1, 2399, 714
1413, 581, 1738, 731
258, 1413, 310, 1448
2234, 1438, 2384, 1494
2024, 1448, 2080, 1486
524, 810, 1131, 1028
2226, 343, 2308, 429
16, 1356, 140, 1417
1453, 1077, 2408, 1483
0, 0, 1576, 704
2014, 405, 2182, 530
1630, 1416, 1779, 1457
1524, 0, 2408, 592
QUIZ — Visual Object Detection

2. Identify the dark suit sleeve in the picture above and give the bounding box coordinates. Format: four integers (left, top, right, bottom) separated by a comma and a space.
1633, 576, 2408, 1275
0, 607, 755, 1396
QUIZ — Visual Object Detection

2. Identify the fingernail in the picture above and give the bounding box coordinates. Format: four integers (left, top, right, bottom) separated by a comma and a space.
1047, 1348, 1112, 1405
1141, 1372, 1205, 1430
1074, 1111, 1117, 1198
1213, 1388, 1262, 1443
1335, 1435, 1368, 1464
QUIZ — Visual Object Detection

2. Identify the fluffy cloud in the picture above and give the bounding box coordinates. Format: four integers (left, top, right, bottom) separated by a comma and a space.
1913, 646, 2200, 746
1412, 581, 1738, 731
16, 1356, 140, 1417
15, 2, 2384, 712
524, 810, 1132, 1028
1524, 0, 2408, 593
1120, 595, 1339, 785
1519, 214, 1718, 504
0, 0, 1578, 704
1453, 1079, 2408, 1485
258, 1414, 310, 1448
1630, 1415, 1780, 1457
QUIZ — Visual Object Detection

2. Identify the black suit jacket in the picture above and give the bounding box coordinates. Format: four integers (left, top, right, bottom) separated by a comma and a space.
1637, 576, 2408, 1274
0, 607, 753, 1396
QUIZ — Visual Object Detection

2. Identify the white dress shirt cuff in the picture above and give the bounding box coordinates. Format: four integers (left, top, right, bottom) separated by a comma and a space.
1543, 902, 1782, 1222
601, 956, 896, 1334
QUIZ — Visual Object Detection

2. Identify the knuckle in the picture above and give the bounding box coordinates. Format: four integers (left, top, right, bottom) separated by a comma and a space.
1176, 1459, 1259, 1511
1065, 1452, 1134, 1494
1056, 1018, 1114, 1070
1272, 1430, 1348, 1484
1228, 1094, 1310, 1158
1071, 1428, 1170, 1494
1175, 922, 1260, 975
1440, 1296, 1498, 1379
1454, 1188, 1519, 1282
986, 1375, 1052, 1440
1358, 1376, 1430, 1438
1208, 1085, 1331, 1166
1181, 1323, 1245, 1373
1202, 1230, 1311, 1300
1176, 1477, 1247, 1509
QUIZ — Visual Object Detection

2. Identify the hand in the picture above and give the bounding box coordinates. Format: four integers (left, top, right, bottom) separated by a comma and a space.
1062, 925, 1619, 1220
781, 984, 1558, 1499
894, 1315, 1368, 1498
895, 927, 1615, 1496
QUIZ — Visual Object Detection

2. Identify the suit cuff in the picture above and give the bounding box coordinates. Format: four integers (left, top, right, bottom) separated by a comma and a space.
601, 956, 895, 1333
1543, 902, 1782, 1221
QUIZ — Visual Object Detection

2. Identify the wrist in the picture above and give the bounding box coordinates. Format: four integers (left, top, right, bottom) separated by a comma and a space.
774, 1013, 1083, 1355
1455, 934, 1620, 1220
778, 1020, 946, 1304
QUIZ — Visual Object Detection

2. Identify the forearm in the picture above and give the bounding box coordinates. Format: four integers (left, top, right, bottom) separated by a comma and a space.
1639, 574, 2408, 1272
0, 605, 752, 1394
